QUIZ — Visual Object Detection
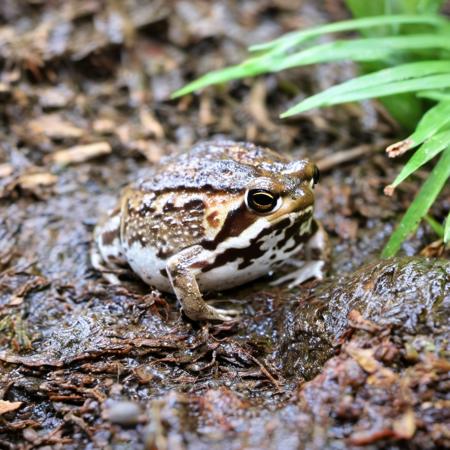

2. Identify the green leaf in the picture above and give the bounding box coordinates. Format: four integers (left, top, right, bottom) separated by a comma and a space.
280, 61, 450, 115
382, 145, 450, 257
404, 101, 450, 147
345, 0, 390, 19
277, 39, 392, 69
346, 0, 445, 18
282, 72, 450, 117
388, 131, 450, 189
171, 59, 274, 98
379, 93, 423, 130
444, 212, 450, 244
277, 35, 450, 72
386, 100, 450, 156
417, 89, 450, 101
249, 15, 446, 53
424, 214, 445, 237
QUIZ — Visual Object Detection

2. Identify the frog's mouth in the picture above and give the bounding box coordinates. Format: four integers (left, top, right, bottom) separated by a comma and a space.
268, 204, 314, 227
266, 190, 314, 224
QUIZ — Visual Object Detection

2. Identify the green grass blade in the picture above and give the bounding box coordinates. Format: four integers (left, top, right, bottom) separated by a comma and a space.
424, 214, 445, 237
346, 0, 446, 17
417, 90, 450, 101
249, 15, 446, 53
406, 101, 450, 146
345, 0, 390, 18
395, 0, 446, 14
386, 100, 450, 156
277, 40, 391, 69
282, 72, 450, 117
444, 212, 450, 244
382, 145, 450, 257
277, 35, 450, 71
171, 56, 276, 98
388, 131, 450, 189
174, 57, 450, 100
279, 61, 450, 115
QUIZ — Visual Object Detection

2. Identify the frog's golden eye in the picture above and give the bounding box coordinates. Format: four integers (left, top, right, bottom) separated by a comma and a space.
312, 165, 320, 186
246, 189, 280, 214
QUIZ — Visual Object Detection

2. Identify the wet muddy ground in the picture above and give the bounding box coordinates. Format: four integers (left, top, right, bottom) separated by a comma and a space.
0, 1, 449, 449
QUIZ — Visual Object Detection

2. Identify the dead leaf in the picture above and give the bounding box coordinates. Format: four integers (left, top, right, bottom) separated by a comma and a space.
132, 140, 163, 164
139, 107, 165, 138
392, 409, 416, 439
49, 142, 112, 165
346, 345, 379, 374
0, 351, 63, 367
367, 367, 397, 387
0, 163, 13, 178
384, 185, 395, 197
386, 138, 414, 158
348, 310, 382, 333
8, 296, 24, 306
0, 400, 23, 415
420, 239, 446, 258
199, 94, 215, 126
93, 118, 116, 135
28, 114, 84, 140
247, 80, 276, 131
18, 172, 58, 190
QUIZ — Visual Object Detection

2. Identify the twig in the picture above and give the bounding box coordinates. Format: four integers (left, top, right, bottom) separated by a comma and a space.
317, 139, 393, 172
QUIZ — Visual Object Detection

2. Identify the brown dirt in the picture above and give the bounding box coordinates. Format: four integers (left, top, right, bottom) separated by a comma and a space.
0, 1, 448, 449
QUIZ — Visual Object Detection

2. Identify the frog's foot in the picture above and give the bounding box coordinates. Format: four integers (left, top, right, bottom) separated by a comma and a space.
207, 300, 241, 315
271, 260, 325, 289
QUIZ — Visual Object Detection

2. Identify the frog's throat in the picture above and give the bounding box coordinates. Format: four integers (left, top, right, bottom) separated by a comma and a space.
213, 205, 314, 254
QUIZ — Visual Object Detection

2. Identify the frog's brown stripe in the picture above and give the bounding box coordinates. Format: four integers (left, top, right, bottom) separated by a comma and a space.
202, 202, 255, 251
279, 215, 317, 253
201, 212, 313, 273
101, 229, 119, 246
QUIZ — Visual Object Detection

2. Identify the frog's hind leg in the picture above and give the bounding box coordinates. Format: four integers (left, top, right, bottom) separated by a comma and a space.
91, 209, 129, 284
271, 220, 329, 288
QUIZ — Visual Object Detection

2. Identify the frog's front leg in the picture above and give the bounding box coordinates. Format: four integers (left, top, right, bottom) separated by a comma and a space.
272, 220, 329, 288
166, 245, 239, 322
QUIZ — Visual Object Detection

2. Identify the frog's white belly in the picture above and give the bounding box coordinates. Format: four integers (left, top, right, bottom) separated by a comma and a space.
125, 243, 171, 291
124, 213, 312, 293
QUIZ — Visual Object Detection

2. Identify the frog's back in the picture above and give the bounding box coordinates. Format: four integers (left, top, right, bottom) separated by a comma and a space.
138, 141, 291, 194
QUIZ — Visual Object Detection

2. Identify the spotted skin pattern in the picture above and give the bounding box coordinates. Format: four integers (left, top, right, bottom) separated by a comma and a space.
92, 140, 327, 321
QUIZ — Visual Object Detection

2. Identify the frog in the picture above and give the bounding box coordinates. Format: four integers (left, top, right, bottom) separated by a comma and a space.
91, 140, 327, 322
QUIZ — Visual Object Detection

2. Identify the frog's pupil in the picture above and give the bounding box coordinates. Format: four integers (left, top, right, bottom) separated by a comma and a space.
248, 189, 278, 212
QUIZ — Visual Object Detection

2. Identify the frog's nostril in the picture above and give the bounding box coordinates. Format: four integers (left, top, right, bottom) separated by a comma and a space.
282, 160, 308, 177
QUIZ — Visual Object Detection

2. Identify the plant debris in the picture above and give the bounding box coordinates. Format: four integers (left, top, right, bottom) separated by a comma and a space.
0, 1, 448, 449
49, 142, 112, 166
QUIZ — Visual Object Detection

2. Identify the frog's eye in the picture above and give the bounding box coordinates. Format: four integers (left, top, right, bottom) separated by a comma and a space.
246, 189, 280, 214
312, 165, 320, 186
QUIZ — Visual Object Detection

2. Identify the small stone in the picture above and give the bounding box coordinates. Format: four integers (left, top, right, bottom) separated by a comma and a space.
104, 400, 142, 426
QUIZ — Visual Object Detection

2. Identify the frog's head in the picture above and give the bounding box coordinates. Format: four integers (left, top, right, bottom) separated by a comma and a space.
200, 155, 319, 251
243, 159, 319, 224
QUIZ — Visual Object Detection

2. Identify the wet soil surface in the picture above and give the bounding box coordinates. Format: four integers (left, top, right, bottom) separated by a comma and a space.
0, 1, 449, 449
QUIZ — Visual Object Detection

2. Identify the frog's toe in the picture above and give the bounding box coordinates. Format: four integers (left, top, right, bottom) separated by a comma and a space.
271, 260, 325, 289
211, 307, 241, 318
183, 305, 240, 322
